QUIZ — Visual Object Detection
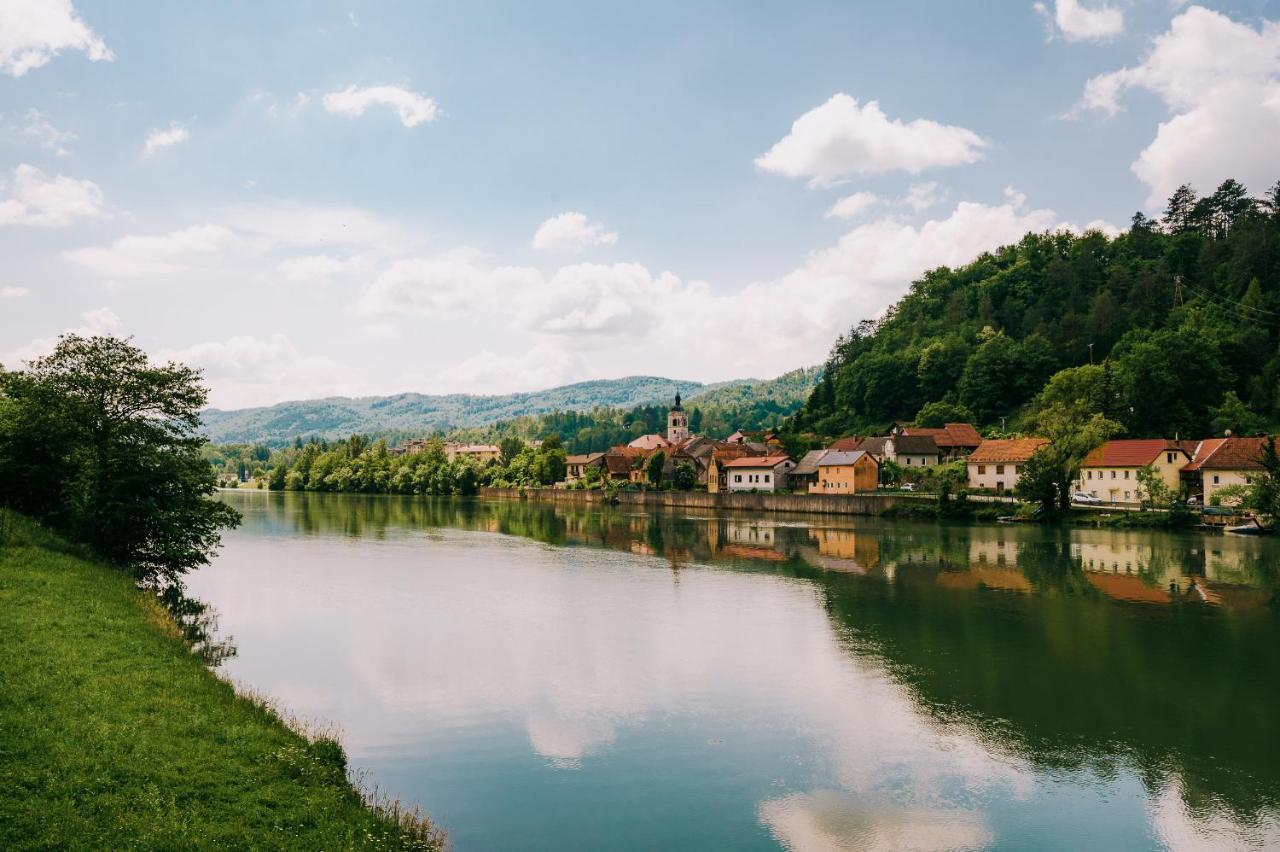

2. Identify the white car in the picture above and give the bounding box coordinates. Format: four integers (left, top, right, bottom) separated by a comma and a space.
1071, 492, 1103, 505
900, 483, 917, 492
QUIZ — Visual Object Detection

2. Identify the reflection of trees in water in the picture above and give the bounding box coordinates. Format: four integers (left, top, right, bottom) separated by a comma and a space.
231, 491, 1280, 822
156, 583, 237, 668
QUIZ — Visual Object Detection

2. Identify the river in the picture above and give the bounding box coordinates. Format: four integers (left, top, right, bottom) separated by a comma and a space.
188, 490, 1280, 850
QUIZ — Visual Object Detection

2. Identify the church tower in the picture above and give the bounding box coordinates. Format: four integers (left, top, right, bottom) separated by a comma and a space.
667, 391, 690, 444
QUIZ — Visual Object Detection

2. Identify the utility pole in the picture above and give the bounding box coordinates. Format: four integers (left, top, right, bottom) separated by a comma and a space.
1088, 342, 1094, 365
1173, 274, 1184, 308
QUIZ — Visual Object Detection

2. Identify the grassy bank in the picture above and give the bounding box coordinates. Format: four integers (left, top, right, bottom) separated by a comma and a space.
0, 512, 444, 851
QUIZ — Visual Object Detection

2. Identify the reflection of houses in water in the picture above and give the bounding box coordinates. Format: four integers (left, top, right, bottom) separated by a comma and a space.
934, 536, 1032, 592
719, 520, 789, 562
807, 528, 881, 572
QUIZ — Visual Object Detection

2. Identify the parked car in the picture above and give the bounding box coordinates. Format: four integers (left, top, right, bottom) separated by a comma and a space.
1071, 492, 1103, 505
900, 483, 917, 492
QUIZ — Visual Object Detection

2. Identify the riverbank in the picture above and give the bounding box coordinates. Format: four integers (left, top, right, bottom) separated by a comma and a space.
0, 512, 445, 851
478, 485, 912, 515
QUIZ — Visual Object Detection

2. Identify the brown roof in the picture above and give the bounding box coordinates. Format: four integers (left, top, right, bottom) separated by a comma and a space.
566, 453, 604, 465
1181, 438, 1226, 472
1081, 439, 1187, 468
828, 436, 863, 452
903, 423, 983, 449
892, 434, 940, 455
967, 438, 1048, 464
628, 434, 671, 450
722, 454, 792, 469
790, 449, 830, 476
856, 436, 889, 455
818, 450, 874, 467
1189, 436, 1270, 471
604, 453, 636, 475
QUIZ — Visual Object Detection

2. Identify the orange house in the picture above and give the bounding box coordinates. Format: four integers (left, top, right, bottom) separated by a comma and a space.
811, 450, 879, 494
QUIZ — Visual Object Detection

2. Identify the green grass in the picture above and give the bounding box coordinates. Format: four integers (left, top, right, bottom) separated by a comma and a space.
0, 511, 445, 851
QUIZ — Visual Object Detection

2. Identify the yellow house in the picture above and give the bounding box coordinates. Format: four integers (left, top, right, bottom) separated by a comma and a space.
810, 450, 879, 494
1076, 439, 1190, 505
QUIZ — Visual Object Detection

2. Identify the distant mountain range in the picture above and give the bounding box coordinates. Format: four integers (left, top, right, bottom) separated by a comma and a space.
199, 372, 816, 445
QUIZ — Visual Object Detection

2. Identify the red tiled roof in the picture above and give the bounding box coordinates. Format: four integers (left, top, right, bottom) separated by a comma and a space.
903, 423, 983, 448
967, 438, 1048, 464
1192, 436, 1270, 472
722, 454, 792, 469
828, 436, 863, 451
1081, 439, 1186, 468
1181, 438, 1227, 472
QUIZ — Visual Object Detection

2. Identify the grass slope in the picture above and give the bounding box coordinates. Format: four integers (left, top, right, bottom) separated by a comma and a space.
0, 513, 443, 851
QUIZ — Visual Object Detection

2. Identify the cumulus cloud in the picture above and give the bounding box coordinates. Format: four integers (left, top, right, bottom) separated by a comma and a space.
1034, 0, 1124, 42
64, 224, 235, 278
1, 306, 123, 367
159, 334, 351, 409
1078, 6, 1280, 206
143, 122, 190, 157
902, 181, 947, 212
755, 94, 988, 186
0, 164, 104, 227
323, 85, 439, 127
274, 254, 361, 285
531, 212, 619, 254
0, 0, 112, 77
826, 192, 879, 220
355, 190, 1066, 393
1, 286, 30, 298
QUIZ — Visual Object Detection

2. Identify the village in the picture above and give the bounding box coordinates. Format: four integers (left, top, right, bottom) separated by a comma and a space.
465, 393, 1271, 509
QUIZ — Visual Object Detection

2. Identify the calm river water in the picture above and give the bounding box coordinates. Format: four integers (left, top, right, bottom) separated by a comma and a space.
190, 490, 1280, 850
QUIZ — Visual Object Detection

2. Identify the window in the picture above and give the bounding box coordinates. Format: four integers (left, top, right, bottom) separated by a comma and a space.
1124, 470, 1130, 479
763, 474, 771, 483
977, 465, 986, 475
1111, 470, 1116, 479
1167, 452, 1175, 464
1125, 491, 1131, 499
734, 475, 742, 483
1086, 470, 1092, 480
996, 465, 1005, 475
1213, 475, 1220, 484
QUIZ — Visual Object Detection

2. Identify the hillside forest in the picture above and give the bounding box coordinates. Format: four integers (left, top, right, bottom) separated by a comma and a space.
793, 178, 1280, 442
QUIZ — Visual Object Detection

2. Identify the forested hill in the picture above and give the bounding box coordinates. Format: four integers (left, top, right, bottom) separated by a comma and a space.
793, 178, 1280, 440
200, 371, 816, 446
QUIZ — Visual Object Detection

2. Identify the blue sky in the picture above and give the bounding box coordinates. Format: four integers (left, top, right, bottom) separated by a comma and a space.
3, 1, 1279, 407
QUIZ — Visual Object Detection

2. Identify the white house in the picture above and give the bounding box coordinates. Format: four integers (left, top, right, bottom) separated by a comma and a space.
722, 455, 795, 493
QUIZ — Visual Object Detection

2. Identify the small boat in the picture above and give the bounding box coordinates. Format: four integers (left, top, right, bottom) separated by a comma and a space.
1224, 517, 1273, 536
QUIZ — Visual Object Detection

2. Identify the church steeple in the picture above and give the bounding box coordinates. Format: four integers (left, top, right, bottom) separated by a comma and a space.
667, 391, 690, 443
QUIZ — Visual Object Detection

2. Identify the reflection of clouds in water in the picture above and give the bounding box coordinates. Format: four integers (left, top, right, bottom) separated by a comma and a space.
1150, 779, 1280, 851
525, 708, 619, 768
759, 790, 990, 852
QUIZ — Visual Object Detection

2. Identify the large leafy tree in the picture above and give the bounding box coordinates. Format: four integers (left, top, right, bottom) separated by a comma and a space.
0, 335, 240, 583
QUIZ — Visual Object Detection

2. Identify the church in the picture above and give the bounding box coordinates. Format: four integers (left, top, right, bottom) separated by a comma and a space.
627, 392, 692, 450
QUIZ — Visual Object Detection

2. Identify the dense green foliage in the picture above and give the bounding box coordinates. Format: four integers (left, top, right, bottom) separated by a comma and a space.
0, 336, 240, 584
0, 511, 443, 850
794, 178, 1280, 440
199, 371, 816, 447
255, 434, 572, 494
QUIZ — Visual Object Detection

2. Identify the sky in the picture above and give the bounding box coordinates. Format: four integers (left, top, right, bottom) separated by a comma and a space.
2, 0, 1279, 409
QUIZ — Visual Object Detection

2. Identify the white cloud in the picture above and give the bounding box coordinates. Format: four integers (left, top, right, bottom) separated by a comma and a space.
1, 306, 123, 367
143, 122, 190, 157
902, 181, 947, 212
0, 0, 112, 77
755, 94, 988, 186
224, 201, 407, 249
531, 212, 619, 254
1, 286, 30, 298
357, 251, 539, 317
64, 224, 236, 278
274, 254, 359, 285
1078, 6, 1280, 206
17, 109, 76, 155
826, 192, 879, 220
159, 334, 351, 409
1034, 0, 1124, 42
323, 85, 439, 127
0, 164, 104, 227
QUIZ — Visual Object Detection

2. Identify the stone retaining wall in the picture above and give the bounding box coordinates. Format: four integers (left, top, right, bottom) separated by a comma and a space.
477, 487, 910, 516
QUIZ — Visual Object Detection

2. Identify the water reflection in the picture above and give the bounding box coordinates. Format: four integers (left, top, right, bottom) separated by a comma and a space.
195, 490, 1280, 850
156, 583, 237, 668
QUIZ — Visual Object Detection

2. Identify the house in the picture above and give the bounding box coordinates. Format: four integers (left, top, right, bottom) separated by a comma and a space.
1182, 436, 1270, 505
889, 435, 940, 468
827, 436, 864, 452
811, 450, 878, 494
726, 430, 782, 447
966, 438, 1048, 493
897, 423, 983, 459
722, 455, 795, 493
565, 452, 606, 483
788, 449, 829, 491
444, 443, 501, 464
707, 443, 772, 493
1076, 439, 1192, 505
854, 436, 889, 462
